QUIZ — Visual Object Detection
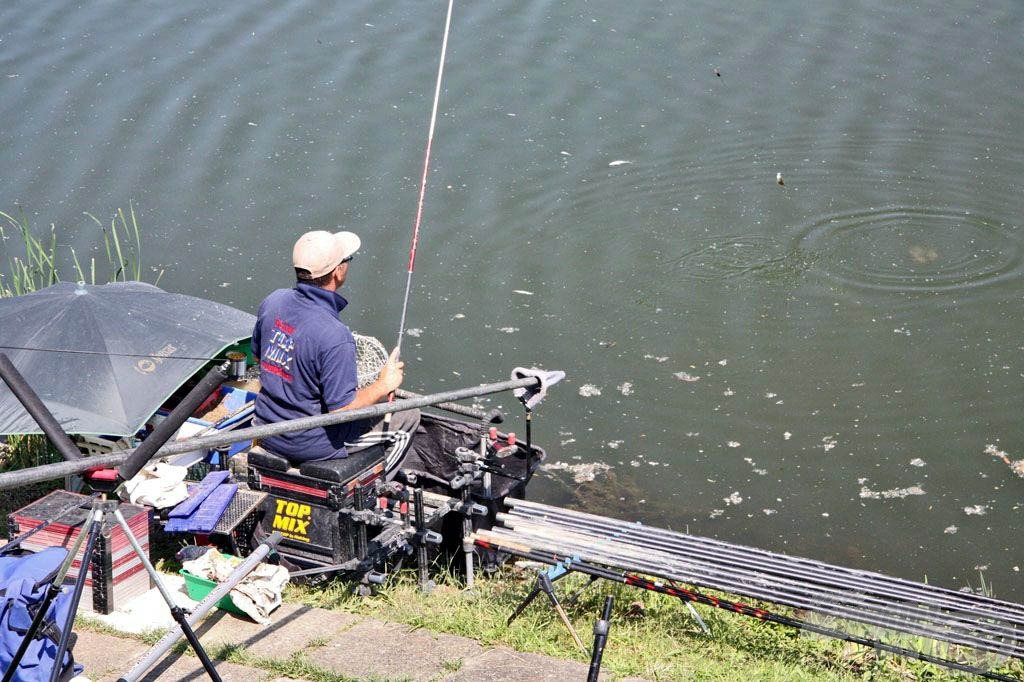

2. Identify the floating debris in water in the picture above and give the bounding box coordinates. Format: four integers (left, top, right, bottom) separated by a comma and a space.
617, 382, 634, 396
985, 443, 1024, 478
512, 289, 534, 296
744, 457, 768, 476
783, 431, 792, 440
451, 313, 466, 320
908, 245, 939, 263
963, 504, 988, 516
723, 388, 735, 396
542, 461, 612, 483
821, 435, 838, 452
944, 525, 958, 534
909, 458, 926, 467
599, 340, 617, 348
859, 484, 926, 500
724, 491, 743, 505
776, 172, 784, 186
727, 441, 741, 448
406, 328, 423, 338
608, 160, 633, 167
709, 509, 725, 519
497, 327, 519, 334
578, 384, 602, 397
714, 68, 722, 78
673, 371, 700, 382
762, 509, 777, 515
718, 359, 728, 366
560, 151, 572, 157
606, 440, 624, 450
644, 354, 669, 363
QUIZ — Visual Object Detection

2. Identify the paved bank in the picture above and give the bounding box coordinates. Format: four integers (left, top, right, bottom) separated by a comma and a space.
77, 593, 648, 682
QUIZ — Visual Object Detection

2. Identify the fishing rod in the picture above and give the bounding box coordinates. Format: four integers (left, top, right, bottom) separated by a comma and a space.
474, 537, 1022, 682
381, 0, 455, 432
498, 505, 1024, 647
394, 0, 455, 358
489, 520, 1024, 657
505, 499, 1024, 626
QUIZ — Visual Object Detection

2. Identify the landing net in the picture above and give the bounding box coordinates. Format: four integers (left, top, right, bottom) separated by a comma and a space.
353, 333, 388, 388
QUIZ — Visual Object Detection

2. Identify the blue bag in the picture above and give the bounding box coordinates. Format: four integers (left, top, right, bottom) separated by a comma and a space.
0, 547, 82, 682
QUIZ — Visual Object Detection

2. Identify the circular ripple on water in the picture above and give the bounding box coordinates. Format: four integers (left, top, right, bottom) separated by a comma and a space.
794, 207, 1023, 292
669, 235, 788, 281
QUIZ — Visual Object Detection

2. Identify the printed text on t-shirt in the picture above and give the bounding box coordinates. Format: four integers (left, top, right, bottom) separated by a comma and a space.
262, 319, 295, 381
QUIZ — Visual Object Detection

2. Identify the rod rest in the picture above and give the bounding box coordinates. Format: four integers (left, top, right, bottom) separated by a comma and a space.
248, 444, 387, 484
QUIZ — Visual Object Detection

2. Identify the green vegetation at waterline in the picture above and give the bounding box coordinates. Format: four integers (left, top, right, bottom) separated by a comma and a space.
286, 565, 1023, 681
0, 204, 162, 519
0, 202, 161, 298
0, 435, 65, 534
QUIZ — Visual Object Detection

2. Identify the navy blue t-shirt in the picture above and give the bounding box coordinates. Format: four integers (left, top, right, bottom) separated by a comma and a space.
252, 282, 363, 461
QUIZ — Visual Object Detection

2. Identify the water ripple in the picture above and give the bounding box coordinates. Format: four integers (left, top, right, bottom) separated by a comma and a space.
667, 235, 789, 281
794, 206, 1023, 292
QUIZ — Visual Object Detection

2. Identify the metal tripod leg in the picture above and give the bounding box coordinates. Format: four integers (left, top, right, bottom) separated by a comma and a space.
461, 485, 474, 589
119, 532, 283, 682
108, 502, 223, 682
666, 579, 711, 635
508, 570, 587, 655
47, 504, 105, 682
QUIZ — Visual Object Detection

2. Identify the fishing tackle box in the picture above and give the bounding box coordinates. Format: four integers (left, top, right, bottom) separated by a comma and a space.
246, 444, 388, 567
7, 490, 153, 614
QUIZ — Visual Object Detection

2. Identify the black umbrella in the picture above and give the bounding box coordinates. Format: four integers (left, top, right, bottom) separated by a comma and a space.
0, 281, 255, 436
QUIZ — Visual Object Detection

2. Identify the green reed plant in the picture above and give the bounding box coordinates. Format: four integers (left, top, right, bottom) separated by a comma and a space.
0, 201, 161, 298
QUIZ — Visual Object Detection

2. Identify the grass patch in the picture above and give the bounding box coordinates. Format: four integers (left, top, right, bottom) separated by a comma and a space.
284, 561, 1024, 682
59, 534, 1024, 682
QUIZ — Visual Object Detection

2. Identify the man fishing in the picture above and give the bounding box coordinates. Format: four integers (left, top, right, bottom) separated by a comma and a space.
252, 229, 420, 471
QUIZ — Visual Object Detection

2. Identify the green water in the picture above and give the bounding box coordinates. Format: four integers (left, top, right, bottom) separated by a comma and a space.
1, 0, 1022, 597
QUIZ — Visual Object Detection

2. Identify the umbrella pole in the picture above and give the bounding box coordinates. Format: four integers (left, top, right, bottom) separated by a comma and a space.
114, 360, 235, 484
0, 352, 83, 461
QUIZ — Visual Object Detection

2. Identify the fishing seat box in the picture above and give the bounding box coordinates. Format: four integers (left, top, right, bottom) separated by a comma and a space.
7, 490, 153, 614
246, 444, 387, 567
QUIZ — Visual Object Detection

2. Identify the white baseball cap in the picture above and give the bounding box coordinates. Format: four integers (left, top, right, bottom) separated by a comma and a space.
292, 230, 361, 279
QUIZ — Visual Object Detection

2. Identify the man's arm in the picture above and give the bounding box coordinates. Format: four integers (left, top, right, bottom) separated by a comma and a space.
334, 349, 404, 412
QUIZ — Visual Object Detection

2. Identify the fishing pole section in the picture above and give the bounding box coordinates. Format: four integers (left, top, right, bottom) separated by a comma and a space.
473, 497, 1024, 681
391, 0, 455, 358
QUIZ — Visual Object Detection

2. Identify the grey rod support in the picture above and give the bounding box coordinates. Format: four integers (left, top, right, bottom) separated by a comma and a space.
0, 376, 540, 491
117, 532, 283, 682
